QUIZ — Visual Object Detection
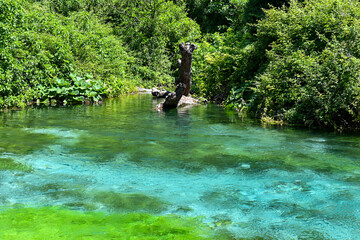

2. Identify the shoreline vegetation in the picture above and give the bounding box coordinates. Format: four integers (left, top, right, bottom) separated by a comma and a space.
1, 0, 360, 131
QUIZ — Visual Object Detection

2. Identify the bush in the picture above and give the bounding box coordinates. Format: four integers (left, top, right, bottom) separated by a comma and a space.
0, 0, 137, 108
250, 0, 360, 130
192, 31, 240, 101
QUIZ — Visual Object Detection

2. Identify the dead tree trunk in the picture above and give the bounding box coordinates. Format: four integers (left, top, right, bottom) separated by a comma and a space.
179, 42, 197, 96
162, 42, 197, 109
162, 83, 186, 109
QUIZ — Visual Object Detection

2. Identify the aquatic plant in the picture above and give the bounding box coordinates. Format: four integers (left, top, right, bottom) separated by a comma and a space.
0, 127, 58, 155
0, 207, 213, 239
25, 182, 169, 213
0, 157, 32, 172
93, 191, 168, 213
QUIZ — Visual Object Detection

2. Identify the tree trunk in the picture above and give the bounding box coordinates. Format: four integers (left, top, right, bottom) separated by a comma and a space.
179, 42, 197, 96
162, 83, 186, 109
161, 42, 197, 109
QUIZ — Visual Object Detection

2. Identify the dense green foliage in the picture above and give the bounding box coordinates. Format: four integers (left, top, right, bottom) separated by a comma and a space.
191, 0, 360, 130
0, 0, 137, 107
2, 0, 360, 129
252, 0, 360, 130
0, 0, 199, 108
106, 0, 200, 84
182, 0, 244, 33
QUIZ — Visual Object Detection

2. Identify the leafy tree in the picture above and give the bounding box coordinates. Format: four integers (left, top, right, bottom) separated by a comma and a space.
241, 0, 289, 35
107, 0, 201, 86
182, 0, 244, 33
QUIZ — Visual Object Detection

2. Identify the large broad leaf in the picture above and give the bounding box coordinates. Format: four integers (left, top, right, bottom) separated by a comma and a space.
86, 91, 98, 97
54, 78, 70, 87
73, 96, 85, 102
70, 90, 80, 96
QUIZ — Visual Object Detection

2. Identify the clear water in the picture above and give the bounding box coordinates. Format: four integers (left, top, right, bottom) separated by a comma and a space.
1, 94, 360, 239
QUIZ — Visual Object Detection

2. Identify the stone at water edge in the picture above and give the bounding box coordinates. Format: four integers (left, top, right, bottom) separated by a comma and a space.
151, 88, 171, 98
138, 87, 152, 93
177, 95, 200, 107
155, 95, 200, 111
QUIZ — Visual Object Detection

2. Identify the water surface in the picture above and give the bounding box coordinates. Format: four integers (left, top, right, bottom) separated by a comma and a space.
1, 94, 360, 239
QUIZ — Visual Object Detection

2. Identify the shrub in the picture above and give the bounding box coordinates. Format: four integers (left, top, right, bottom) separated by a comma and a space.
250, 0, 360, 130
0, 0, 137, 108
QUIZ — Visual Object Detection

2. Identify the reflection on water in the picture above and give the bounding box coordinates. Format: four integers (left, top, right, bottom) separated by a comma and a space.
1, 94, 360, 239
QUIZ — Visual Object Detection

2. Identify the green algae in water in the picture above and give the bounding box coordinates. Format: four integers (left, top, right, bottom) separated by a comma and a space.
23, 180, 168, 213
0, 127, 58, 155
26, 181, 168, 213
0, 207, 213, 240
0, 158, 32, 172
93, 191, 168, 213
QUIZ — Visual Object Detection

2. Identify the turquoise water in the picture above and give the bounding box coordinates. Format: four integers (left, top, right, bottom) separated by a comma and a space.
1, 93, 360, 239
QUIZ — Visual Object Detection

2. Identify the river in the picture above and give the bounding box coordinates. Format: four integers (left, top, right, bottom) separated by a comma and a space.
0, 94, 359, 239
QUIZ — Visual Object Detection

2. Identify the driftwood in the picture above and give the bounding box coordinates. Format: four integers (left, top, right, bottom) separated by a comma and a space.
160, 43, 197, 109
